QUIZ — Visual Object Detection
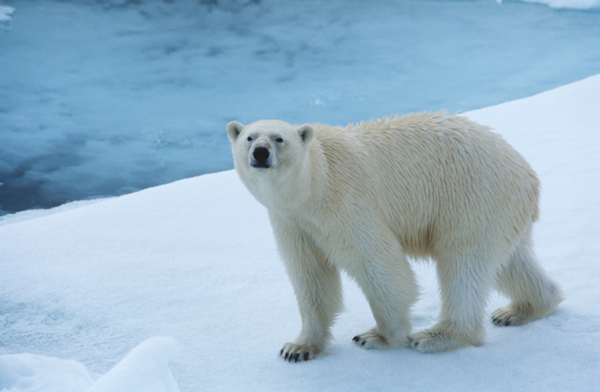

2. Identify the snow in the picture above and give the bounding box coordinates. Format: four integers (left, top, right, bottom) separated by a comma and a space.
1, 74, 599, 391
0, 353, 95, 392
0, 337, 178, 392
87, 337, 179, 392
510, 0, 600, 9
2, 0, 600, 215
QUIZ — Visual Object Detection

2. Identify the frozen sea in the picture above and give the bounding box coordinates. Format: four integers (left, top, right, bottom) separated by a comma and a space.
1, 0, 600, 215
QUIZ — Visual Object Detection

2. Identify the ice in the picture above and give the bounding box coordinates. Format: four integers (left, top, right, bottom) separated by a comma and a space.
0, 74, 599, 391
0, 4, 14, 30
0, 337, 179, 392
87, 337, 180, 392
1, 1, 600, 215
0, 352, 95, 392
506, 0, 600, 9
0, 5, 13, 21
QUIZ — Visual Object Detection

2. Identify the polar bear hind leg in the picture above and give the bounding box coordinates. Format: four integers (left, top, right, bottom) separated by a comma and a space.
492, 227, 563, 326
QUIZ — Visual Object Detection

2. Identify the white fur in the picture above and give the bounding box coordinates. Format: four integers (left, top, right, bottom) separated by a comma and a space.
227, 112, 563, 361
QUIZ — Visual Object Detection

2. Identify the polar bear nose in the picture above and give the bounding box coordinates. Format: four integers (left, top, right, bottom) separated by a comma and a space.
253, 146, 270, 162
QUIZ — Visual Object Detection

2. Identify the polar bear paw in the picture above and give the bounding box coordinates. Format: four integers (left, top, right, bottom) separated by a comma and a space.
409, 327, 472, 353
492, 305, 539, 326
280, 342, 322, 363
352, 327, 392, 350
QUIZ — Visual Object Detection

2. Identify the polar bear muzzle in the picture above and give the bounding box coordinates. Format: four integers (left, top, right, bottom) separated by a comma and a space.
251, 146, 271, 170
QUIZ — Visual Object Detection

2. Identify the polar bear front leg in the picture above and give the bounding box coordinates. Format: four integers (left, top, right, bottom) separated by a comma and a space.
279, 247, 342, 362
350, 242, 418, 350
409, 252, 494, 352
270, 214, 343, 362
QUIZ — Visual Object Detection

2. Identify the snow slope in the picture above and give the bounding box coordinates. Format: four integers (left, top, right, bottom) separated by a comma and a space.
1, 74, 600, 391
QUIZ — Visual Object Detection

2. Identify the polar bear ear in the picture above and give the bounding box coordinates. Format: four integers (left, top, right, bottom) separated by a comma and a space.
227, 121, 244, 142
297, 124, 314, 144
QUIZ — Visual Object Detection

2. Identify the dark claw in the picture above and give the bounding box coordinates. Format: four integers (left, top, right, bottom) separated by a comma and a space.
294, 353, 300, 363
506, 320, 511, 326
280, 349, 284, 356
304, 352, 309, 361
352, 336, 360, 342
361, 341, 366, 346
414, 341, 419, 348
284, 352, 289, 360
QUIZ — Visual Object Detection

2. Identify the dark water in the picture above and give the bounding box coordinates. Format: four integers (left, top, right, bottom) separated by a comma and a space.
1, 0, 599, 215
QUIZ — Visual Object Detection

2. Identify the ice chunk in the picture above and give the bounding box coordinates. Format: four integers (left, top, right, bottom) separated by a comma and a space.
0, 337, 180, 392
0, 6, 14, 22
87, 337, 180, 392
0, 352, 95, 392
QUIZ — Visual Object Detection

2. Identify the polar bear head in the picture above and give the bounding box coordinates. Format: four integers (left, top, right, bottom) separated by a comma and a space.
227, 120, 314, 174
227, 120, 317, 213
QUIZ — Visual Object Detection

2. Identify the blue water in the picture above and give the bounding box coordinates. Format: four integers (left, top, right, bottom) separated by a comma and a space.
1, 0, 599, 215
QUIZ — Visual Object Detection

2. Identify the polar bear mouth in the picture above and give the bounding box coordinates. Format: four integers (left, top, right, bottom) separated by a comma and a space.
251, 162, 271, 170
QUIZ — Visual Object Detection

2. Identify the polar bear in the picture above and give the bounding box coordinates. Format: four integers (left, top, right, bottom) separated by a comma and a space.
227, 112, 563, 362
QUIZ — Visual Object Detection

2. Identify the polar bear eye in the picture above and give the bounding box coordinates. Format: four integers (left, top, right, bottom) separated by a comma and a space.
247, 136, 253, 142
275, 137, 284, 143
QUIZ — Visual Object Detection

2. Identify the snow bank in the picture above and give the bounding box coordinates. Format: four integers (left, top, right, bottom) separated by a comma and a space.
0, 353, 94, 392
0, 337, 179, 392
499, 0, 600, 9
529, 0, 600, 8
1, 74, 599, 391
87, 337, 180, 392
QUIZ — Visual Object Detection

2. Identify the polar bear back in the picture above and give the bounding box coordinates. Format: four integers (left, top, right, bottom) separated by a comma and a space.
310, 112, 539, 260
